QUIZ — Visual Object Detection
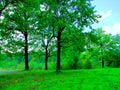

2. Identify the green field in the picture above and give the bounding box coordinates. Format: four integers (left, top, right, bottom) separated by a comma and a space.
0, 68, 120, 90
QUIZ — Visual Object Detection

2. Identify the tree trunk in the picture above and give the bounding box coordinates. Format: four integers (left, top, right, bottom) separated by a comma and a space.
56, 30, 61, 72
102, 58, 104, 68
45, 46, 48, 70
24, 32, 29, 70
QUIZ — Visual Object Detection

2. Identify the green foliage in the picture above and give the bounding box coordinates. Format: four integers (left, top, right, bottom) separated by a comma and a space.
0, 54, 6, 61
79, 51, 92, 69
82, 59, 92, 69
65, 57, 79, 70
1, 0, 119, 71
60, 52, 92, 70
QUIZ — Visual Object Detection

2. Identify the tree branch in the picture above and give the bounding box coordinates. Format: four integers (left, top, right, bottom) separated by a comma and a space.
0, 0, 14, 14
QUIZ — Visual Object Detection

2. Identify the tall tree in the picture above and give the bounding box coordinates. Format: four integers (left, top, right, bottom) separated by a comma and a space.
40, 0, 99, 72
1, 0, 40, 70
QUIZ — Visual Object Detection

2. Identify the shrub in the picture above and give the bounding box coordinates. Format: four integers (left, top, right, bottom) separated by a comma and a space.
83, 59, 92, 69
64, 57, 79, 70
29, 61, 44, 69
48, 62, 56, 70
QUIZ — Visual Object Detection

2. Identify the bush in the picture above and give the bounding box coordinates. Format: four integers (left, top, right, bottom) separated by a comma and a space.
83, 60, 92, 69
77, 60, 83, 69
64, 57, 79, 70
61, 56, 92, 70
48, 62, 56, 70
29, 61, 43, 69
61, 62, 71, 70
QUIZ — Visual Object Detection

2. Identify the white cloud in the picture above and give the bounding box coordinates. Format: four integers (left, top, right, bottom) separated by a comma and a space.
96, 10, 120, 35
98, 10, 112, 23
102, 21, 120, 35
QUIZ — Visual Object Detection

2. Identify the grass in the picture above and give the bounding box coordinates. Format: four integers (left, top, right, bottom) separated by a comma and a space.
0, 68, 120, 90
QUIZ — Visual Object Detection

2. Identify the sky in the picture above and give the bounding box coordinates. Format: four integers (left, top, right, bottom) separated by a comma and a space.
92, 0, 120, 35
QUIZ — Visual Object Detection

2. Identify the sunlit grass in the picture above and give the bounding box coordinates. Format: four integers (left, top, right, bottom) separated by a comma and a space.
0, 68, 120, 90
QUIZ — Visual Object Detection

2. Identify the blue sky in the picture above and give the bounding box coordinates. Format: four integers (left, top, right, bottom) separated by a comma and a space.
92, 0, 120, 35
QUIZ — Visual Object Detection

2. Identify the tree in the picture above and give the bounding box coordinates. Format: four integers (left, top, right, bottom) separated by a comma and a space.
0, 0, 21, 59
41, 28, 56, 70
109, 34, 120, 67
87, 29, 117, 68
1, 0, 40, 70
40, 0, 99, 72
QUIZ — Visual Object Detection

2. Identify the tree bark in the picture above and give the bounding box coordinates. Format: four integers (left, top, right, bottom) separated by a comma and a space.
45, 46, 48, 70
56, 30, 61, 72
24, 32, 29, 70
102, 58, 104, 68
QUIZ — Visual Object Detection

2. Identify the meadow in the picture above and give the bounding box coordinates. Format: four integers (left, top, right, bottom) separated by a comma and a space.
0, 68, 120, 90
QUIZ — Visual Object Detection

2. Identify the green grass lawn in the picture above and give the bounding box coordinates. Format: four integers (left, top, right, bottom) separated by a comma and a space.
0, 68, 120, 90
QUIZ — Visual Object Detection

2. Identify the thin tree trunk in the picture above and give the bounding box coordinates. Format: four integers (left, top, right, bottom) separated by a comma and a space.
102, 58, 104, 68
24, 32, 29, 70
56, 30, 61, 72
45, 46, 48, 70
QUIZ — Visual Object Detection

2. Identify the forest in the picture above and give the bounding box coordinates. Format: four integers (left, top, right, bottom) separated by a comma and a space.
0, 0, 120, 90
